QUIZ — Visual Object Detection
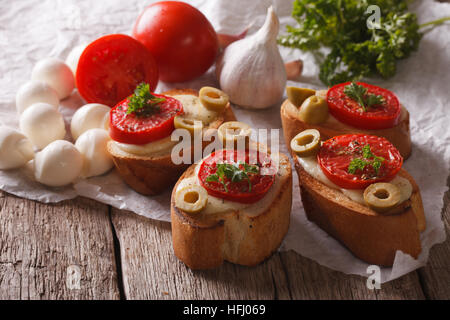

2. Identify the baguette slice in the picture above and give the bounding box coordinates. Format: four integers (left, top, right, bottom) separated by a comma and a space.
294, 157, 425, 267
171, 152, 292, 269
281, 97, 412, 159
107, 89, 236, 195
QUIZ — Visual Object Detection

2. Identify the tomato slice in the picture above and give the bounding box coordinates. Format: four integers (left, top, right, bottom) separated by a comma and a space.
326, 82, 401, 130
317, 134, 403, 189
198, 150, 275, 204
109, 93, 183, 145
76, 34, 159, 107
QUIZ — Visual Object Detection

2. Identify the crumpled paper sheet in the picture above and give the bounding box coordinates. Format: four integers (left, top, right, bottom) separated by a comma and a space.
0, 0, 448, 283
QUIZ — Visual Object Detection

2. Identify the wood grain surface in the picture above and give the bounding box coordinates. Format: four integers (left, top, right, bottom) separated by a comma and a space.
1, 0, 450, 298
0, 193, 120, 300
0, 179, 448, 300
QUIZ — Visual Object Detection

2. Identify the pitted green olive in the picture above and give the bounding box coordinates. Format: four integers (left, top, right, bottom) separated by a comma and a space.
199, 87, 229, 112
298, 95, 329, 124
218, 121, 251, 149
364, 183, 401, 213
290, 129, 321, 157
174, 116, 203, 135
286, 87, 316, 107
175, 185, 208, 214
315, 89, 328, 100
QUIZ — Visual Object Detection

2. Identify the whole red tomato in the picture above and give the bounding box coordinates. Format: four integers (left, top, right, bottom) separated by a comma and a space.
132, 1, 218, 83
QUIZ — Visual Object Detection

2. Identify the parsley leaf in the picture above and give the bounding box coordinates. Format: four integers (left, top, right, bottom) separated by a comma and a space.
348, 144, 385, 175
206, 162, 260, 193
127, 83, 165, 117
343, 82, 384, 111
279, 0, 448, 86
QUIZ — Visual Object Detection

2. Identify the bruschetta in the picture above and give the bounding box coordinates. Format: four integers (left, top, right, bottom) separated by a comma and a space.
170, 143, 292, 269
291, 129, 425, 266
281, 82, 411, 159
107, 84, 236, 195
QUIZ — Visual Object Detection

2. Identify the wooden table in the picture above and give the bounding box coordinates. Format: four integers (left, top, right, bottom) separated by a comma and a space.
1, 0, 449, 301
0, 180, 448, 300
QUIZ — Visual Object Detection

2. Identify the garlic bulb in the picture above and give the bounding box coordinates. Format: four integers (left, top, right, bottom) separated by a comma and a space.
216, 6, 286, 109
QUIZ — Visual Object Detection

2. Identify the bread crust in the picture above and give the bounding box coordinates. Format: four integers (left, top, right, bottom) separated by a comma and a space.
294, 157, 425, 266
281, 99, 412, 159
171, 153, 292, 269
107, 89, 236, 195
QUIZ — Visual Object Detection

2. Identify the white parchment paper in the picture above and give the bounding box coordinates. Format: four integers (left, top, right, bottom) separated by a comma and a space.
0, 0, 448, 283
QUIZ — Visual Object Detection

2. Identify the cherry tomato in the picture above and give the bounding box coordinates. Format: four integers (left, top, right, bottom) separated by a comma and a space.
132, 1, 218, 83
109, 93, 183, 145
326, 82, 401, 130
76, 34, 159, 107
317, 134, 403, 189
198, 149, 275, 204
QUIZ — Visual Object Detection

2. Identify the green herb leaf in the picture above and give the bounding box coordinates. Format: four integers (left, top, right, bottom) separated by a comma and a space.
127, 83, 165, 117
206, 162, 259, 193
348, 144, 385, 175
279, 0, 426, 86
343, 82, 384, 111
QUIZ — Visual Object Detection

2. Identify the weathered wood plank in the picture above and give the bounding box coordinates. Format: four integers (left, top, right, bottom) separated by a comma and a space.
0, 192, 120, 300
417, 181, 450, 299
111, 209, 291, 300
279, 251, 425, 300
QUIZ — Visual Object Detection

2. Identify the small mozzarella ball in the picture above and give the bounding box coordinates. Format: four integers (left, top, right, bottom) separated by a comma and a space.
65, 44, 86, 76
71, 103, 110, 140
0, 127, 35, 170
31, 58, 75, 99
75, 129, 113, 178
34, 140, 83, 187
20, 103, 66, 149
16, 81, 59, 114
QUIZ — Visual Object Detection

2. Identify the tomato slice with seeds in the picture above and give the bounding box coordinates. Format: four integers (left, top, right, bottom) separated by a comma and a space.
198, 149, 275, 204
317, 134, 403, 190
326, 82, 401, 130
76, 34, 159, 107
109, 93, 183, 145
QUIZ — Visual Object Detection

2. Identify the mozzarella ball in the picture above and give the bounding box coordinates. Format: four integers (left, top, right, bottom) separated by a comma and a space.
31, 58, 75, 99
20, 103, 66, 149
16, 81, 59, 114
34, 140, 83, 187
71, 103, 110, 140
0, 127, 35, 170
75, 129, 113, 178
65, 44, 86, 76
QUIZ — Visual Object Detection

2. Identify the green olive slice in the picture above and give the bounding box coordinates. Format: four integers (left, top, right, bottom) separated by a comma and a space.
298, 95, 329, 125
286, 87, 316, 107
364, 183, 401, 213
174, 116, 203, 135
218, 121, 251, 149
291, 129, 321, 157
199, 87, 229, 112
175, 185, 208, 214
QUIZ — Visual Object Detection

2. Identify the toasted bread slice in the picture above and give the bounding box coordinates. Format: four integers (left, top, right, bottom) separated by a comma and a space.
171, 152, 292, 269
281, 98, 412, 159
294, 157, 425, 267
107, 89, 236, 195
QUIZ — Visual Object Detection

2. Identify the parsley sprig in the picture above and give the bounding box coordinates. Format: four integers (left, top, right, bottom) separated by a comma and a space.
279, 0, 449, 86
348, 144, 385, 176
206, 162, 259, 193
127, 83, 165, 117
343, 82, 385, 112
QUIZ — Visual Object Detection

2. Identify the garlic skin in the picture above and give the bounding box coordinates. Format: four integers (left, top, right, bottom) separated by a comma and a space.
216, 6, 286, 109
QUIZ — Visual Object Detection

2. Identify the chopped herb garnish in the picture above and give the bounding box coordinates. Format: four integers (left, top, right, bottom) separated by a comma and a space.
343, 82, 385, 112
206, 162, 260, 193
127, 83, 165, 117
348, 144, 385, 175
